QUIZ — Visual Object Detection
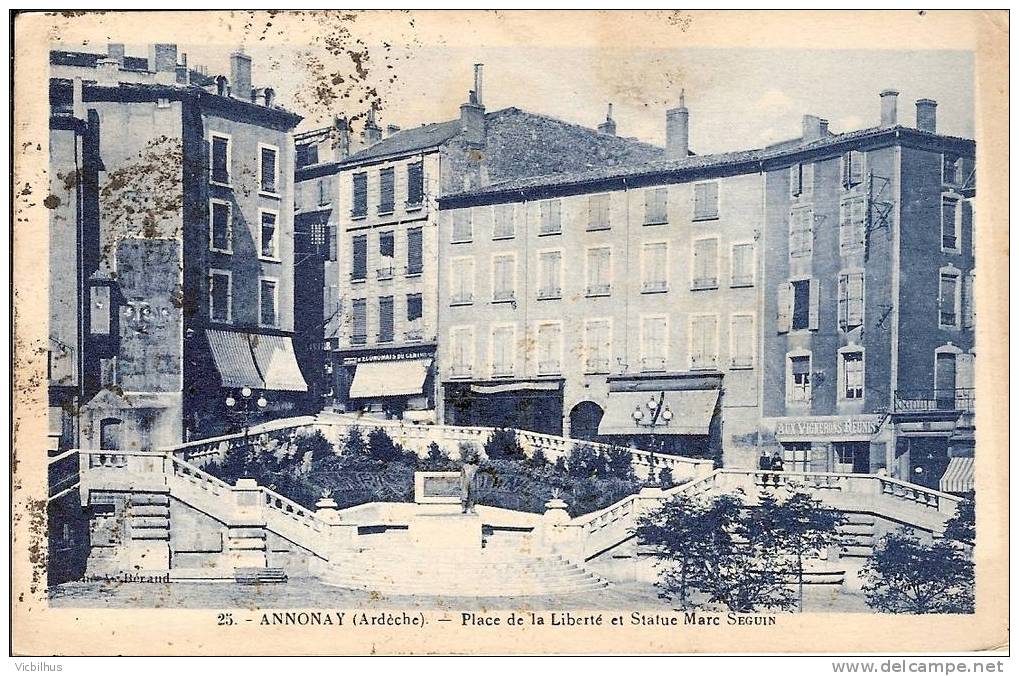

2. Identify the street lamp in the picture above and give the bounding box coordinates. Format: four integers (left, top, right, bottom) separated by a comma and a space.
632, 391, 673, 486
226, 387, 268, 468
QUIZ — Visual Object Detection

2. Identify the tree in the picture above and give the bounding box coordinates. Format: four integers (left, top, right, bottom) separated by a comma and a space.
530, 448, 548, 468
342, 425, 368, 458
484, 428, 524, 461
861, 529, 974, 614
298, 429, 336, 464
752, 492, 845, 612
367, 427, 404, 463
421, 442, 456, 471
605, 446, 636, 482
943, 493, 975, 545
658, 467, 675, 489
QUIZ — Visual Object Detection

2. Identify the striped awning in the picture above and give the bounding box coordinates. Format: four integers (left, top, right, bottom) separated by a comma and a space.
349, 358, 431, 399
250, 334, 308, 392
206, 329, 264, 389
939, 457, 975, 494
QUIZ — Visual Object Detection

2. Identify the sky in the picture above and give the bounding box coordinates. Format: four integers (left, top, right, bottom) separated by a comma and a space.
62, 35, 973, 156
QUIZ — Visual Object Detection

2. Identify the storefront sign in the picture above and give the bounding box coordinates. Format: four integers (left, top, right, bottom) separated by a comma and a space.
342, 349, 434, 366
774, 416, 881, 440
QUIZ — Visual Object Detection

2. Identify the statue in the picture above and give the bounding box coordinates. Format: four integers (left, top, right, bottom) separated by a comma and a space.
459, 444, 480, 515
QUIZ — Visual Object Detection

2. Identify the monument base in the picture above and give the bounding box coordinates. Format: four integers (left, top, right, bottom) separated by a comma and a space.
409, 511, 482, 550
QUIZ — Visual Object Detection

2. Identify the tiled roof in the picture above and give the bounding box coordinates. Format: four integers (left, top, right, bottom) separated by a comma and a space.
342, 119, 463, 163
51, 49, 150, 71
444, 124, 974, 201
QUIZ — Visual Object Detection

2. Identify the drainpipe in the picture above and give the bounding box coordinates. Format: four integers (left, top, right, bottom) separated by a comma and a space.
622, 177, 630, 372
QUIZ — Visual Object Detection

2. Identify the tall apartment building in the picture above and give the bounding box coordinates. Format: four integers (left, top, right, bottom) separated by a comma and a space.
48, 44, 307, 452
294, 66, 663, 421
439, 90, 976, 489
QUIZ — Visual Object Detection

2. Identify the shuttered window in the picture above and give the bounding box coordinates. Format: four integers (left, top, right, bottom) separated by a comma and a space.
689, 315, 718, 370
379, 167, 395, 214
493, 254, 516, 302
450, 326, 474, 377
407, 162, 424, 206
378, 296, 394, 343
351, 299, 367, 344
209, 200, 231, 252
351, 235, 368, 281
259, 146, 278, 194
352, 172, 368, 218
840, 197, 867, 256
450, 257, 474, 305
538, 251, 562, 299
788, 354, 812, 403
840, 350, 864, 400
644, 188, 668, 225
838, 271, 865, 331
942, 196, 960, 251
378, 232, 395, 279
962, 271, 975, 329
584, 320, 611, 373
586, 247, 612, 296
210, 135, 230, 184
259, 279, 278, 327
693, 182, 719, 220
536, 322, 562, 375
790, 208, 813, 258
692, 238, 719, 289
731, 243, 755, 287
781, 279, 819, 332
493, 204, 515, 239
406, 293, 423, 340
539, 199, 562, 235
587, 194, 611, 231
731, 314, 754, 369
259, 210, 278, 259
208, 271, 231, 323
407, 227, 423, 275
641, 316, 667, 371
641, 242, 668, 293
841, 150, 865, 189
452, 210, 473, 242
939, 270, 960, 328
491, 325, 515, 377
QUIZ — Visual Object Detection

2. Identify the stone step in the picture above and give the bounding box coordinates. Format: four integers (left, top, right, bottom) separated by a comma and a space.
843, 513, 876, 526
838, 523, 876, 535
840, 545, 874, 558
839, 534, 875, 547
234, 567, 288, 584
320, 578, 610, 597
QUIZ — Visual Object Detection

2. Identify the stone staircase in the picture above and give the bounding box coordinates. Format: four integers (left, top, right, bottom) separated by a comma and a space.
234, 567, 288, 585
320, 548, 611, 597
837, 513, 877, 559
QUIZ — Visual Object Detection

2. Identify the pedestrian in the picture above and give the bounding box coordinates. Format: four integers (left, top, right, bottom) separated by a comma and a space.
770, 451, 785, 485
460, 446, 480, 515
758, 450, 772, 472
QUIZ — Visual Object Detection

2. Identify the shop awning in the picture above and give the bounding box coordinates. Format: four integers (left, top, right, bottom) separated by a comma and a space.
250, 334, 308, 392
470, 381, 561, 395
939, 457, 975, 494
206, 329, 264, 389
598, 389, 719, 436
348, 358, 431, 399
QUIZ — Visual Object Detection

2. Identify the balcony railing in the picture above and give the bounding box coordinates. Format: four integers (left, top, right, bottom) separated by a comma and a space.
894, 388, 975, 413
492, 290, 516, 303
491, 365, 515, 378
351, 333, 368, 346
641, 356, 667, 372
641, 280, 668, 294
537, 287, 561, 300
586, 283, 611, 297
377, 266, 395, 280
692, 277, 718, 290
450, 293, 474, 306
449, 364, 473, 378
537, 360, 561, 375
405, 328, 424, 342
585, 358, 610, 374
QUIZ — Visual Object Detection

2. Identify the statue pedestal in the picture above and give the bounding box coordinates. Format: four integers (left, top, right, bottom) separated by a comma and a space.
409, 512, 482, 550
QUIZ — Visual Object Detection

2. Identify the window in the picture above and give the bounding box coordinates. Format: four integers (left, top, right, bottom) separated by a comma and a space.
351, 299, 367, 345
777, 279, 819, 333
942, 195, 960, 252
644, 188, 668, 225
730, 314, 754, 369
790, 208, 813, 258
840, 197, 867, 256
406, 293, 423, 340
939, 268, 960, 328
407, 227, 423, 275
450, 326, 474, 377
787, 353, 811, 403
209, 199, 232, 253
731, 242, 755, 287
943, 153, 964, 186
378, 296, 394, 343
208, 270, 231, 323
490, 325, 516, 377
377, 232, 395, 279
318, 178, 329, 206
689, 314, 718, 370
536, 322, 562, 375
693, 182, 719, 220
537, 250, 562, 299
841, 150, 865, 189
259, 144, 278, 194
962, 270, 975, 329
378, 167, 395, 214
782, 442, 812, 473
539, 199, 562, 235
209, 134, 230, 185
259, 278, 278, 327
588, 193, 610, 231
407, 162, 424, 206
692, 238, 719, 290
585, 246, 612, 296
351, 234, 368, 281
641, 316, 668, 371
838, 271, 865, 331
840, 349, 864, 400
790, 162, 813, 198
492, 254, 516, 302
584, 319, 612, 374
352, 172, 368, 218
450, 257, 474, 305
452, 210, 473, 243
258, 210, 279, 260
493, 204, 515, 239
90, 285, 111, 334
641, 242, 668, 293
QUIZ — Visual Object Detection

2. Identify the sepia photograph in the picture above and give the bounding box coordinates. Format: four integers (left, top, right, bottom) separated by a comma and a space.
11, 8, 1009, 658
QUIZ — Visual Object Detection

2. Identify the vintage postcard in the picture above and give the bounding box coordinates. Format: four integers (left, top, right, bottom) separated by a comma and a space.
11, 9, 1009, 656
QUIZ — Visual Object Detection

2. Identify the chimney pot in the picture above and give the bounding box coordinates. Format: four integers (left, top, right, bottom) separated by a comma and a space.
149, 43, 177, 73
597, 103, 617, 136
916, 98, 937, 133
473, 64, 484, 106
230, 50, 252, 101
460, 67, 487, 146
665, 89, 689, 160
880, 89, 899, 126
362, 109, 383, 146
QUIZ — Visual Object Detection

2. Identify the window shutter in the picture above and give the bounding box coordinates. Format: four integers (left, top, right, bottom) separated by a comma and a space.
407, 228, 423, 274
962, 272, 975, 328
802, 163, 814, 196
777, 283, 791, 333
837, 274, 848, 331
352, 235, 367, 279
808, 278, 820, 330
955, 352, 974, 391
407, 162, 424, 205
790, 164, 802, 197
848, 273, 864, 329
850, 150, 865, 186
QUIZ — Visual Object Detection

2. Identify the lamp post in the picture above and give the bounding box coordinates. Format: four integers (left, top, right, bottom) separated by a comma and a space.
631, 391, 673, 487
225, 386, 268, 468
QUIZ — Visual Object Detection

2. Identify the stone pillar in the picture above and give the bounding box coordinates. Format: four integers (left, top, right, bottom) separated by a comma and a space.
315, 494, 359, 561
226, 479, 267, 568
125, 492, 171, 572
539, 497, 584, 561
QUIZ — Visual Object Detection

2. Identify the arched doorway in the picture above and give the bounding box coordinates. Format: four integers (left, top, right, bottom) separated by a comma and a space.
569, 401, 604, 441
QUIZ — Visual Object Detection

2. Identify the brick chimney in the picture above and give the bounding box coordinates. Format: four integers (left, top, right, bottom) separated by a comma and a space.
665, 90, 689, 160
333, 116, 352, 160
802, 114, 825, 142
460, 64, 486, 146
916, 98, 937, 133
107, 43, 125, 67
597, 103, 617, 136
880, 89, 899, 126
175, 52, 189, 85
362, 108, 382, 146
230, 50, 252, 101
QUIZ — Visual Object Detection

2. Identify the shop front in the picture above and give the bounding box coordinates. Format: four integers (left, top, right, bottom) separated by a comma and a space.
442, 379, 564, 436
334, 345, 437, 422
764, 415, 885, 474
